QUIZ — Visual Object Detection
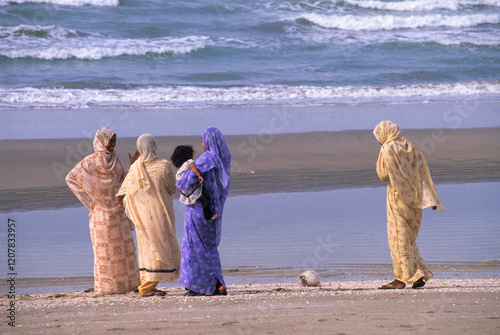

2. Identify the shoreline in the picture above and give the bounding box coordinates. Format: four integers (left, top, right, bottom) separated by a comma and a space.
1, 127, 500, 213
2, 278, 499, 334
2, 261, 499, 295
3, 101, 500, 140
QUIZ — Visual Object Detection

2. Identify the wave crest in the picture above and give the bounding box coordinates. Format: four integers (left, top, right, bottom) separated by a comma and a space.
0, 24, 83, 39
0, 25, 215, 59
1, 81, 498, 108
344, 0, 500, 12
299, 13, 500, 30
0, 0, 118, 6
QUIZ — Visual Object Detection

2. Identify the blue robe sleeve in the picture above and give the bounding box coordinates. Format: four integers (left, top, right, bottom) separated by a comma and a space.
175, 152, 218, 194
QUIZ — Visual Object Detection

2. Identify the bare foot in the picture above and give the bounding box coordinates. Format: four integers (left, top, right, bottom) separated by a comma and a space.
210, 214, 218, 220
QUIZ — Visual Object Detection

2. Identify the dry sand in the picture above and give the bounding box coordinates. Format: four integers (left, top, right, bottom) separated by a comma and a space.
1, 127, 500, 212
1, 279, 499, 334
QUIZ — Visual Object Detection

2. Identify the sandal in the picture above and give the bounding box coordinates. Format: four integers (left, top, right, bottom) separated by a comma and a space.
140, 289, 166, 297
214, 286, 227, 296
379, 279, 406, 289
213, 279, 227, 296
185, 290, 204, 296
412, 277, 426, 289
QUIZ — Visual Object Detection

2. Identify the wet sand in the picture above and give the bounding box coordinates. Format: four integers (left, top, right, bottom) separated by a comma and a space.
1, 127, 500, 212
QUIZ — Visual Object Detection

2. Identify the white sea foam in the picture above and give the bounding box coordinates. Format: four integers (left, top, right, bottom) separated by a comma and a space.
344, 0, 500, 12
299, 12, 500, 31
0, 0, 118, 6
264, 0, 336, 12
4, 36, 210, 60
435, 36, 500, 46
0, 24, 84, 39
0, 25, 221, 59
1, 81, 499, 108
292, 26, 500, 47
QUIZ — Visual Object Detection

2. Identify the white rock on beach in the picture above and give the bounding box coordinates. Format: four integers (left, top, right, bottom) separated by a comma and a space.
298, 270, 320, 287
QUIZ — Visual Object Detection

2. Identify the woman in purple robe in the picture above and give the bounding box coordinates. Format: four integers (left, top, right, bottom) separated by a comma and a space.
176, 127, 231, 296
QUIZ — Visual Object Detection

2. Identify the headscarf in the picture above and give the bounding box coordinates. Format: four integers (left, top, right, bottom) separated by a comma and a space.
201, 127, 231, 195
373, 120, 402, 145
91, 127, 120, 173
66, 127, 124, 211
374, 120, 444, 212
137, 133, 157, 163
201, 127, 231, 176
129, 133, 158, 195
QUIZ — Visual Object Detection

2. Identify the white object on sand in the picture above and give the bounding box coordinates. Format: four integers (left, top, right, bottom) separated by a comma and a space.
298, 270, 320, 287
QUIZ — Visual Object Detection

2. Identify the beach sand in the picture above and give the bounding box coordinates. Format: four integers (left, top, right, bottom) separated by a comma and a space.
1, 127, 500, 333
1, 127, 499, 212
1, 279, 499, 334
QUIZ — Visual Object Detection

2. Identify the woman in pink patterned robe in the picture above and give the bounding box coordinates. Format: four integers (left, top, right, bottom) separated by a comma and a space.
66, 127, 140, 294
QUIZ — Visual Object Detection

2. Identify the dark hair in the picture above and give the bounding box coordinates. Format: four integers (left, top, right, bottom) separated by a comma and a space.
171, 145, 194, 168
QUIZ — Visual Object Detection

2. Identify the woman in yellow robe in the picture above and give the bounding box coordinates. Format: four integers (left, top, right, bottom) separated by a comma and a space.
374, 121, 444, 289
116, 133, 181, 296
66, 127, 140, 294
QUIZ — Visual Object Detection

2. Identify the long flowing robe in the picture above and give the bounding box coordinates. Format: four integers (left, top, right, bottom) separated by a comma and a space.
176, 127, 231, 295
374, 120, 444, 284
66, 127, 140, 294
116, 134, 181, 282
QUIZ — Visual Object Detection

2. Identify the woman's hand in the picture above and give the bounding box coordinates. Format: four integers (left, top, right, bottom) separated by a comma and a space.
116, 195, 124, 205
197, 175, 204, 184
129, 150, 140, 164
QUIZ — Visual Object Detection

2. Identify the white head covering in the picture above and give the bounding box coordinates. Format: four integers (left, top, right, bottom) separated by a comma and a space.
137, 133, 157, 163
131, 133, 158, 194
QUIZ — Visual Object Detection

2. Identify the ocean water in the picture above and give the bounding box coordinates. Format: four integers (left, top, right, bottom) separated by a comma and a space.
1, 0, 500, 109
1, 183, 499, 283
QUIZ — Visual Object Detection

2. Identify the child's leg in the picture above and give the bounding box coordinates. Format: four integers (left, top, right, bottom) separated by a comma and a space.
200, 185, 217, 220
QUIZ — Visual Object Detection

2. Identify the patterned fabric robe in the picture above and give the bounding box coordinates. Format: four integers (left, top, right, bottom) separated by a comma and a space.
374, 120, 444, 284
66, 127, 140, 294
176, 127, 231, 294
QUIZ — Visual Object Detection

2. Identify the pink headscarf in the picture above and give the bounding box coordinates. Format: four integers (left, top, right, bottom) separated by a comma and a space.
91, 127, 120, 174
66, 127, 125, 211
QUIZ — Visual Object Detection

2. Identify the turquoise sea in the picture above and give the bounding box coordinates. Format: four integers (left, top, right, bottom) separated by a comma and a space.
0, 0, 499, 109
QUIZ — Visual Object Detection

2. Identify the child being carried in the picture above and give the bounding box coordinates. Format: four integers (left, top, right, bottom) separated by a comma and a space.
171, 145, 218, 220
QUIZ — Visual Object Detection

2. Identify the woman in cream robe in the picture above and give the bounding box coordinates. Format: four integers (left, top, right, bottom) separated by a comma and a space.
66, 127, 140, 294
116, 134, 181, 296
374, 121, 444, 289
